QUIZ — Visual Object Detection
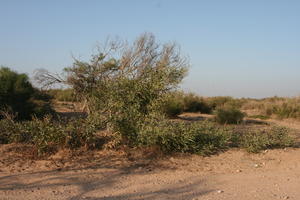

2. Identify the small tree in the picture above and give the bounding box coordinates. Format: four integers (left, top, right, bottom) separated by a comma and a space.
36, 33, 189, 143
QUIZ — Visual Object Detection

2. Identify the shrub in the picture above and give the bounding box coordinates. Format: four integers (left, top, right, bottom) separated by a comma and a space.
215, 107, 245, 124
161, 92, 212, 117
0, 113, 106, 154
183, 93, 212, 113
161, 93, 184, 117
240, 126, 294, 153
0, 119, 21, 144
137, 116, 233, 155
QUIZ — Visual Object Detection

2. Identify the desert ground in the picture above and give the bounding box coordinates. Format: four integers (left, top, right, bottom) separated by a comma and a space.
1, 112, 300, 200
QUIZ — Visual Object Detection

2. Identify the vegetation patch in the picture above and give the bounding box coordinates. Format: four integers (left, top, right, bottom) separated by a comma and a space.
215, 107, 245, 124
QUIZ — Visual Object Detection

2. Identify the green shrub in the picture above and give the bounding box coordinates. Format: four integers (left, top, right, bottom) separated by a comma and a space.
60, 33, 188, 144
0, 119, 21, 144
183, 93, 212, 113
0, 113, 106, 154
215, 107, 245, 124
137, 116, 233, 155
161, 94, 184, 117
240, 126, 294, 153
161, 92, 212, 117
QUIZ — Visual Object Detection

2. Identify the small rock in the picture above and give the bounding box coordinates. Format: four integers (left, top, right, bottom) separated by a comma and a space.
236, 169, 242, 173
217, 190, 224, 194
283, 196, 289, 199
254, 164, 259, 168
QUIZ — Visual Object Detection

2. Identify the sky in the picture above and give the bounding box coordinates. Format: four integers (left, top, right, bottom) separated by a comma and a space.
0, 0, 300, 98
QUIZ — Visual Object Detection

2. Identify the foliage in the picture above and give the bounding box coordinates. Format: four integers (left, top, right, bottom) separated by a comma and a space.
137, 115, 233, 155
206, 96, 244, 110
0, 67, 54, 120
241, 97, 300, 120
239, 126, 294, 153
60, 33, 188, 143
0, 119, 21, 144
0, 113, 106, 154
183, 93, 212, 113
215, 107, 245, 124
161, 92, 212, 117
161, 93, 184, 117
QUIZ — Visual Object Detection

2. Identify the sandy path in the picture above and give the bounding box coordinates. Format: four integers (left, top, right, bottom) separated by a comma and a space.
1, 147, 300, 200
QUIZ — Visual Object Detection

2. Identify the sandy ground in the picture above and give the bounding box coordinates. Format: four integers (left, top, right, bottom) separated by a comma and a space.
1, 114, 300, 200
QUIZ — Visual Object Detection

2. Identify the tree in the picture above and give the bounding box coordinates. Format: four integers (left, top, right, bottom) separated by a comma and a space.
0, 67, 53, 120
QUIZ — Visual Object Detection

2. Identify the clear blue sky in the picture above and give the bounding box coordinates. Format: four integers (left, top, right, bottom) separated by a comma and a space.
1, 0, 299, 98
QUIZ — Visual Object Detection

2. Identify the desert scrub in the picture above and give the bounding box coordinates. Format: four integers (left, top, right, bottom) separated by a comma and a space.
215, 107, 245, 124
20, 117, 66, 153
206, 96, 244, 110
0, 113, 106, 154
137, 117, 233, 155
241, 97, 300, 120
239, 126, 294, 153
0, 119, 21, 144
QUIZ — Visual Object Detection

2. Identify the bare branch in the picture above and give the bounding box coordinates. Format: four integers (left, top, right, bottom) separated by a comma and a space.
34, 69, 66, 89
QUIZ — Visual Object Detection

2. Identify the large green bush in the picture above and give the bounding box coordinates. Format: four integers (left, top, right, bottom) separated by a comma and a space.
60, 33, 188, 144
0, 67, 54, 120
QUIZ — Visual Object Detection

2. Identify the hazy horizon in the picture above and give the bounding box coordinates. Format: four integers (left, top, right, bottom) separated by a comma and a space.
1, 0, 299, 98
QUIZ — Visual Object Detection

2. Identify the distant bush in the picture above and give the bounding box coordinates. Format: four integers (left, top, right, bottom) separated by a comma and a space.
206, 96, 244, 110
242, 97, 300, 120
0, 67, 54, 120
162, 94, 184, 118
47, 89, 77, 102
183, 93, 212, 113
161, 92, 212, 117
215, 107, 245, 124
